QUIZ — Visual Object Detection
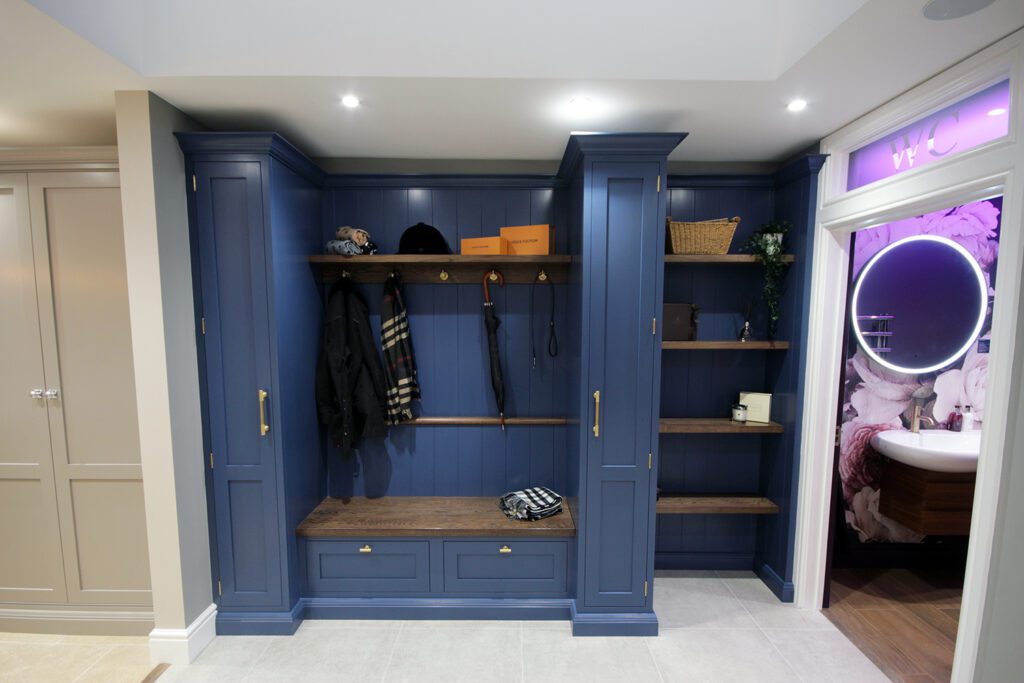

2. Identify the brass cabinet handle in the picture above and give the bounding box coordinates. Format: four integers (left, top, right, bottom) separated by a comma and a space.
359, 544, 373, 553
593, 390, 601, 438
499, 545, 512, 554
258, 389, 269, 436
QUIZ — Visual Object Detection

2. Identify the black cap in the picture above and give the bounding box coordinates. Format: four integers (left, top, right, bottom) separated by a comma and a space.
398, 222, 451, 255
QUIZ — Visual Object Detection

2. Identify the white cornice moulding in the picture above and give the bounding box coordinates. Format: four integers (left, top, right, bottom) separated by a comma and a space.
148, 603, 217, 667
0, 146, 119, 171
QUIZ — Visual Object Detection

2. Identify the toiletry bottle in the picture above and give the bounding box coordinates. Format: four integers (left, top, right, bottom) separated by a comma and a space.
962, 405, 974, 432
948, 404, 961, 431
952, 405, 963, 432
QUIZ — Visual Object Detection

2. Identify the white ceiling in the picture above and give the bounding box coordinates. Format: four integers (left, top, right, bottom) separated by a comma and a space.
3, 0, 1023, 162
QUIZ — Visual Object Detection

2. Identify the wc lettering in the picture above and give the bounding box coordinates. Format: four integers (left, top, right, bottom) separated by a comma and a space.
888, 110, 960, 171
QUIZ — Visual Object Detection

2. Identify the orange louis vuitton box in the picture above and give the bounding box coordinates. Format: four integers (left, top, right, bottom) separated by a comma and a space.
500, 224, 553, 255
460, 236, 508, 255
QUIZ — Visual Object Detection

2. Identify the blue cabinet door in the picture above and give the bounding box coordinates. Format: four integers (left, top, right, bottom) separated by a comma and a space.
582, 162, 661, 609
193, 161, 283, 610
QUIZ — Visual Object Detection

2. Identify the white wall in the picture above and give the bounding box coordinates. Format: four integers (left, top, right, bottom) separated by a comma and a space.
115, 91, 214, 664
974, 219, 1024, 680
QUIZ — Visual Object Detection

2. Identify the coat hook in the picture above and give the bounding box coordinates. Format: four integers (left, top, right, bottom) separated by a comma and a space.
341, 269, 351, 279
488, 270, 499, 282
537, 269, 548, 282
439, 270, 450, 281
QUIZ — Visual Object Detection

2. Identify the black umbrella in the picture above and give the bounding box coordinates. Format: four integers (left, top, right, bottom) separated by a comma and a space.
482, 270, 506, 431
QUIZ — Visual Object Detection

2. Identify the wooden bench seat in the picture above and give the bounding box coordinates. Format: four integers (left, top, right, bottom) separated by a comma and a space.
297, 496, 576, 538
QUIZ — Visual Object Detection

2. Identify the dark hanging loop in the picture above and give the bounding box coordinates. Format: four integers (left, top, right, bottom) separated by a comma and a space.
531, 270, 558, 368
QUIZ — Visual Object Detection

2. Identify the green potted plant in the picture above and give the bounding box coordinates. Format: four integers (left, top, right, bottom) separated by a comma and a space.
741, 221, 792, 339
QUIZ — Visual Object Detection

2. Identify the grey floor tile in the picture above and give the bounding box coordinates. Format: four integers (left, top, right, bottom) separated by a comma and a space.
718, 573, 837, 630
646, 629, 798, 683
251, 625, 399, 682
400, 619, 520, 630
764, 628, 890, 683
654, 574, 759, 629
655, 569, 719, 579
385, 625, 521, 683
191, 635, 275, 668
522, 627, 662, 683
521, 619, 572, 633
151, 663, 250, 683
298, 618, 403, 630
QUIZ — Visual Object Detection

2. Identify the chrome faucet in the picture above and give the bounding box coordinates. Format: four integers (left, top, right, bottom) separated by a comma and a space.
911, 404, 936, 433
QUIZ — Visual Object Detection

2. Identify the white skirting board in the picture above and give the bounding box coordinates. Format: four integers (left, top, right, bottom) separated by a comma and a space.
0, 606, 153, 636
148, 603, 217, 666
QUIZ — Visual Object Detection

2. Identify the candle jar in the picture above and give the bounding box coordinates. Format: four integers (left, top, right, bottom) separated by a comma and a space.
731, 403, 748, 423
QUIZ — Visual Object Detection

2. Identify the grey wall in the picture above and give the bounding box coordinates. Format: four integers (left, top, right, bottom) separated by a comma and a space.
116, 91, 212, 634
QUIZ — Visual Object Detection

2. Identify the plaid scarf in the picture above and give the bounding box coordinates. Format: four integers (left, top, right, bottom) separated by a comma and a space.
499, 487, 563, 521
381, 273, 420, 424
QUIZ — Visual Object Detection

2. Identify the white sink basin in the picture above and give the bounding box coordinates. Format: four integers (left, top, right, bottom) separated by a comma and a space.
871, 430, 981, 473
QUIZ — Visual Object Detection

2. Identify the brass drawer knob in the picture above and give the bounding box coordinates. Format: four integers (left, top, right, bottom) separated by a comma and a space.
499, 545, 512, 554
359, 544, 372, 553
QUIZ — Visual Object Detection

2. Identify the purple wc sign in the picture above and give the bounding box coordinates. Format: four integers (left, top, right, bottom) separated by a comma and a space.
847, 79, 1011, 191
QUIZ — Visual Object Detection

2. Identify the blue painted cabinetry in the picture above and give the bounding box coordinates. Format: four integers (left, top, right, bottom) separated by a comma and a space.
178, 130, 816, 636
178, 133, 325, 634
559, 135, 686, 634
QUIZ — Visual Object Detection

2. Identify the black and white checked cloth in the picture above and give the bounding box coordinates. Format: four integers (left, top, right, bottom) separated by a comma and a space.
499, 487, 563, 521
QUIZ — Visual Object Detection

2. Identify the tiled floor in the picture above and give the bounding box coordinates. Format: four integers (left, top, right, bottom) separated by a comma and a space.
0, 571, 891, 683
825, 567, 964, 683
0, 631, 153, 683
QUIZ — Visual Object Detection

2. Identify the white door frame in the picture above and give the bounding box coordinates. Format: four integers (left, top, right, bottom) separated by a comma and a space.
793, 28, 1024, 683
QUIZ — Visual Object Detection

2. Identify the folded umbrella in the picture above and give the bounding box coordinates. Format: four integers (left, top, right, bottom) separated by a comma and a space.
482, 270, 506, 431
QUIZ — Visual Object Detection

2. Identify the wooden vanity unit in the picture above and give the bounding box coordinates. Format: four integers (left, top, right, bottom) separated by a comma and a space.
879, 458, 975, 535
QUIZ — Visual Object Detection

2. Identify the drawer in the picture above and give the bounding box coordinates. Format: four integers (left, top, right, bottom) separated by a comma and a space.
443, 541, 568, 596
306, 540, 430, 594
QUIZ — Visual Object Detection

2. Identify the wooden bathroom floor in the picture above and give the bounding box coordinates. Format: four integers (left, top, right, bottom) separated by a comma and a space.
825, 567, 964, 683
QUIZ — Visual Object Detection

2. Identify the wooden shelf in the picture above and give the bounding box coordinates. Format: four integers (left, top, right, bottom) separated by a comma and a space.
310, 254, 571, 284
656, 495, 779, 515
297, 496, 576, 538
662, 340, 790, 350
664, 254, 795, 265
399, 417, 567, 426
659, 418, 783, 434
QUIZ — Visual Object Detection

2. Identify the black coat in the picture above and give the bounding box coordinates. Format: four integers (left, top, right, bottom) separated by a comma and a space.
316, 279, 389, 456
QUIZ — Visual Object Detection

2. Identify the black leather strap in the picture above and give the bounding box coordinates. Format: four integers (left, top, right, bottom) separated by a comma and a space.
531, 275, 558, 367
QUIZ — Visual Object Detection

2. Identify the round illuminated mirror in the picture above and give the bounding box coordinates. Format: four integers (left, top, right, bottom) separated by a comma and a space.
851, 235, 988, 374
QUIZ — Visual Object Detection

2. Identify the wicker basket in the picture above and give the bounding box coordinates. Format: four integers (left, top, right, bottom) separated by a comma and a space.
667, 216, 740, 255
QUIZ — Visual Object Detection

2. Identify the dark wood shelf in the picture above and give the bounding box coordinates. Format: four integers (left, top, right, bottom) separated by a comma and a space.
310, 254, 571, 284
659, 418, 783, 434
399, 417, 567, 426
656, 495, 779, 515
297, 496, 576, 538
664, 254, 795, 265
662, 340, 790, 350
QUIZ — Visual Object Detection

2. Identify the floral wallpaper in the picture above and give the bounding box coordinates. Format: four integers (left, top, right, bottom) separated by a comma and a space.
839, 197, 1001, 543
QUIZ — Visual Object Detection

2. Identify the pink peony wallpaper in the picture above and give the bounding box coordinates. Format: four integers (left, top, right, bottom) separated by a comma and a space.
840, 197, 1001, 543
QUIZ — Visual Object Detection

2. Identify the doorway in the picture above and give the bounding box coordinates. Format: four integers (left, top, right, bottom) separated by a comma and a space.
820, 196, 1003, 681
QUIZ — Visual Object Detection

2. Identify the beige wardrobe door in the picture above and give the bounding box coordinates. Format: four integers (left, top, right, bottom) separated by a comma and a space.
27, 172, 152, 606
0, 174, 68, 603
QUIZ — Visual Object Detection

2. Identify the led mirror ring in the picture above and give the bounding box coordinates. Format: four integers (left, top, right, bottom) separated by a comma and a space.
851, 235, 988, 375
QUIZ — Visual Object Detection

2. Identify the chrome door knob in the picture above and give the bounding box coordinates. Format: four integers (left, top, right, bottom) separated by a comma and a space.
30, 389, 44, 399
43, 389, 60, 399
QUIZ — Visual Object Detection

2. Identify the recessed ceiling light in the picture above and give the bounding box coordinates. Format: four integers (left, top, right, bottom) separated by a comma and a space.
567, 96, 594, 117
786, 99, 808, 113
340, 94, 360, 108
923, 0, 995, 21
988, 107, 1007, 117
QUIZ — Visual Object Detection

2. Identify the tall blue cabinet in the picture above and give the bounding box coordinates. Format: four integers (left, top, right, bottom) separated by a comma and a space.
176, 130, 815, 636
179, 134, 325, 634
560, 135, 685, 634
